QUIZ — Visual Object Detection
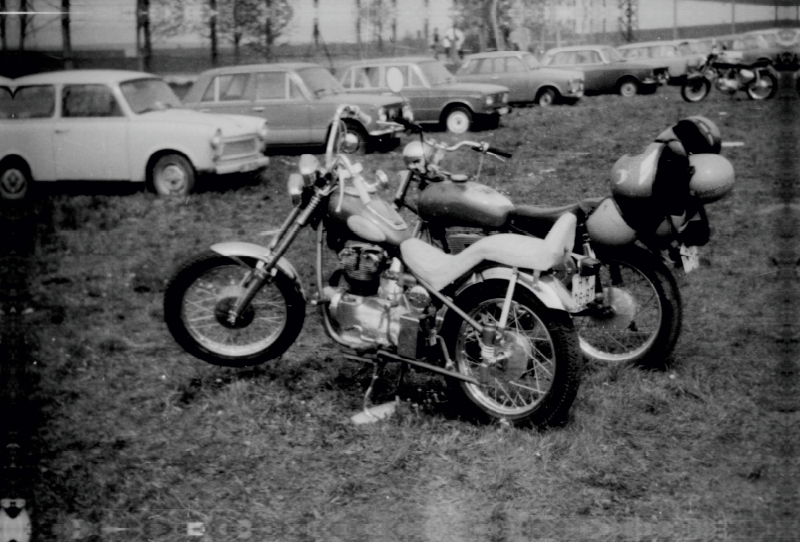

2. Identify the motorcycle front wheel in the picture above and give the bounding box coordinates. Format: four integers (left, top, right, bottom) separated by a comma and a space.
746, 72, 777, 100
163, 251, 306, 367
441, 281, 581, 428
573, 246, 682, 368
681, 77, 711, 102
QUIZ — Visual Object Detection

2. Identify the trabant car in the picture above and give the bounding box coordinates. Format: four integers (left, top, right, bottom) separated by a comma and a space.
0, 70, 270, 198
541, 45, 660, 96
182, 63, 409, 153
455, 50, 584, 106
336, 56, 509, 134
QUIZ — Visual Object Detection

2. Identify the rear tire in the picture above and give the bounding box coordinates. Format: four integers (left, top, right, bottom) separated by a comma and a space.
617, 78, 639, 97
150, 153, 195, 196
441, 280, 580, 428
573, 246, 682, 368
0, 158, 32, 201
746, 72, 777, 100
535, 87, 557, 107
164, 251, 305, 367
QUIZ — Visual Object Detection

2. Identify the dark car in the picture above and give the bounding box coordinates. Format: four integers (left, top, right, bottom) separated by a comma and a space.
541, 45, 659, 96
455, 50, 584, 106
182, 63, 409, 153
730, 29, 800, 71
336, 56, 509, 134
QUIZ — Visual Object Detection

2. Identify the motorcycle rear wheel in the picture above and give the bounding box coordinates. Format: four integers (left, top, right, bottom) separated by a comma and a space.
441, 281, 580, 428
681, 77, 710, 102
163, 251, 305, 367
746, 72, 777, 100
573, 246, 682, 368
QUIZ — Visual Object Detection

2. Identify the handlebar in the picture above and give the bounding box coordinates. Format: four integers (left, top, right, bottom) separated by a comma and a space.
425, 138, 513, 159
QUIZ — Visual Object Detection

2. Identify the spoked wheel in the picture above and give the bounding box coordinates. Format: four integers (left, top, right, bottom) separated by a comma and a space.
746, 72, 777, 100
163, 251, 305, 367
681, 77, 711, 102
442, 281, 580, 428
573, 246, 681, 368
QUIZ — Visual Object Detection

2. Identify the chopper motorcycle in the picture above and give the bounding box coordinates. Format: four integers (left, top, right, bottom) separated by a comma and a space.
681, 50, 777, 102
163, 104, 594, 427
390, 115, 735, 368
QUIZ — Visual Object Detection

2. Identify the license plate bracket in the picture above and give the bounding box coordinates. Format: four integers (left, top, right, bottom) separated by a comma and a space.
680, 244, 700, 273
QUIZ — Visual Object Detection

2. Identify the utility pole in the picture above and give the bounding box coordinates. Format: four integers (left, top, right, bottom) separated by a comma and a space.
673, 0, 678, 40
618, 0, 637, 44
61, 0, 73, 69
730, 0, 735, 35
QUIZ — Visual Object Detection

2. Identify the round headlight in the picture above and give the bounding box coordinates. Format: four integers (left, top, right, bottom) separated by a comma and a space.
485, 95, 495, 106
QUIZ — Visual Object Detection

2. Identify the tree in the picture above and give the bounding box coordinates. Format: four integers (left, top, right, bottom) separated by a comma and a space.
0, 0, 7, 52
61, 0, 73, 68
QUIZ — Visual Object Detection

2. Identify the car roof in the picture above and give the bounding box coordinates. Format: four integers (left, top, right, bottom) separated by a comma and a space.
544, 45, 610, 53
339, 56, 437, 67
12, 69, 157, 85
198, 62, 323, 76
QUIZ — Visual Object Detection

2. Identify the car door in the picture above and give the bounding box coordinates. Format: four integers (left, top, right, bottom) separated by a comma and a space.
398, 64, 439, 123
498, 55, 535, 103
54, 83, 129, 180
251, 71, 311, 145
1, 84, 58, 181
576, 50, 615, 92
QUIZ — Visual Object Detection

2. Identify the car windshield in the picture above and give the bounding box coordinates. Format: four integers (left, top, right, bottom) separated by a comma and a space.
297, 67, 344, 97
120, 78, 182, 113
417, 61, 455, 86
602, 47, 624, 62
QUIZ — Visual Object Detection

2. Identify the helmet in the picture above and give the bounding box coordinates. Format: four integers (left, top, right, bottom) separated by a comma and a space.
688, 154, 734, 203
610, 142, 662, 199
402, 141, 433, 173
655, 116, 722, 155
585, 197, 637, 246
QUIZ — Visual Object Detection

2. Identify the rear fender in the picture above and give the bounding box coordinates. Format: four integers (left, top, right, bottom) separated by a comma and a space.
451, 267, 571, 312
210, 241, 306, 300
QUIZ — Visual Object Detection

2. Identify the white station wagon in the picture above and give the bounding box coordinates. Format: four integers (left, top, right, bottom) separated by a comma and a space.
0, 70, 271, 199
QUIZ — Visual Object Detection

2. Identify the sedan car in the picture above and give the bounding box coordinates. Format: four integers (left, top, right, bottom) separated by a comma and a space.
738, 28, 800, 71
0, 70, 270, 199
617, 40, 698, 82
454, 50, 583, 106
182, 63, 408, 153
336, 56, 509, 134
541, 45, 659, 96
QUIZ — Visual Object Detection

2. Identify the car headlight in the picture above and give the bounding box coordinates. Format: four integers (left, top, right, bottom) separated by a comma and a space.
210, 129, 222, 160
402, 104, 414, 121
257, 122, 268, 151
485, 95, 495, 106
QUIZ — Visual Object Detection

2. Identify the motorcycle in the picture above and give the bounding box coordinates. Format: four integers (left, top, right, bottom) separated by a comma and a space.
163, 103, 589, 428
681, 50, 777, 102
389, 114, 735, 368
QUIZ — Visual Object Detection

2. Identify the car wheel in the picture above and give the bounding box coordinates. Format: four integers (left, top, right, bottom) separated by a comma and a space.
618, 78, 639, 97
444, 106, 472, 134
342, 121, 369, 154
150, 154, 195, 196
0, 159, 32, 201
535, 88, 557, 107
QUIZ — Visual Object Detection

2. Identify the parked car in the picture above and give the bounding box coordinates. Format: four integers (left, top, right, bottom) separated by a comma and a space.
336, 56, 509, 134
454, 50, 584, 106
739, 28, 800, 70
713, 33, 774, 65
0, 70, 270, 199
182, 63, 409, 153
541, 45, 660, 96
617, 40, 698, 82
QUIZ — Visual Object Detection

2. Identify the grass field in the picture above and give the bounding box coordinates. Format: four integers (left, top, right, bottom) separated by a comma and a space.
4, 78, 799, 541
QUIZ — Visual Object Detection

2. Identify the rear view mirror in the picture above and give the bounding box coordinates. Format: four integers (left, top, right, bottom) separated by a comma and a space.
386, 67, 404, 93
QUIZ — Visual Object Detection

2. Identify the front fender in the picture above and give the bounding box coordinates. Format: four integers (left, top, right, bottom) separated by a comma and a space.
452, 267, 571, 312
210, 241, 306, 301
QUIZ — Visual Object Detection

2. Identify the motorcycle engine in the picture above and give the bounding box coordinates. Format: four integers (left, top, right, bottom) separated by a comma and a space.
324, 252, 432, 357
716, 75, 739, 92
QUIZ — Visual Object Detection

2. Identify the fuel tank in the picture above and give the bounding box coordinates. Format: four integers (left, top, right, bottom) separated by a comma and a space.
417, 180, 513, 228
328, 192, 412, 246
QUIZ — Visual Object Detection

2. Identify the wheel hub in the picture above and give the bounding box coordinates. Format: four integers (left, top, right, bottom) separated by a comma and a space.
214, 296, 255, 329
588, 286, 637, 332
159, 165, 187, 193
495, 330, 534, 379
1, 169, 26, 197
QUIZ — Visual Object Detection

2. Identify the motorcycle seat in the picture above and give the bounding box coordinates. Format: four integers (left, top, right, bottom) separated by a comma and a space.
402, 214, 577, 291
507, 198, 603, 236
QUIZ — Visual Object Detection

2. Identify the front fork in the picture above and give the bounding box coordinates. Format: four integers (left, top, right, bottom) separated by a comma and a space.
479, 268, 519, 373
227, 192, 323, 324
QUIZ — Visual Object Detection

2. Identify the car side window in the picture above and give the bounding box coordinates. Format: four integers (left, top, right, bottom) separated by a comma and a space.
289, 77, 305, 99
0, 85, 55, 119
255, 72, 286, 100
384, 65, 409, 88
62, 84, 122, 117
349, 67, 374, 89
409, 67, 424, 87
219, 74, 250, 101
476, 58, 493, 74
550, 52, 576, 65
504, 57, 525, 73
457, 59, 477, 75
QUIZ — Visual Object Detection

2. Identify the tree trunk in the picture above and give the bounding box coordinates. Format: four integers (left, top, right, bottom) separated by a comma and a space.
62, 0, 73, 69
0, 0, 6, 52
491, 0, 504, 51
138, 0, 152, 72
233, 0, 240, 63
264, 0, 272, 59
209, 0, 218, 67
18, 0, 27, 51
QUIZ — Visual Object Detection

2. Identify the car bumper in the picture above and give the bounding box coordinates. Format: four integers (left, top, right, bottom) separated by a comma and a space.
368, 124, 405, 138
209, 155, 270, 176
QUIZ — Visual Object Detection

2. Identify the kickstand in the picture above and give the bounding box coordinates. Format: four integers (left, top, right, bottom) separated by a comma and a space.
351, 358, 398, 425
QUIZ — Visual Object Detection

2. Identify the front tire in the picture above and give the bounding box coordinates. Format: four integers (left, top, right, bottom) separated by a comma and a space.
573, 246, 682, 368
535, 87, 557, 107
443, 106, 472, 134
681, 77, 711, 102
746, 72, 777, 100
342, 120, 369, 154
441, 281, 580, 428
164, 251, 305, 367
150, 153, 195, 196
